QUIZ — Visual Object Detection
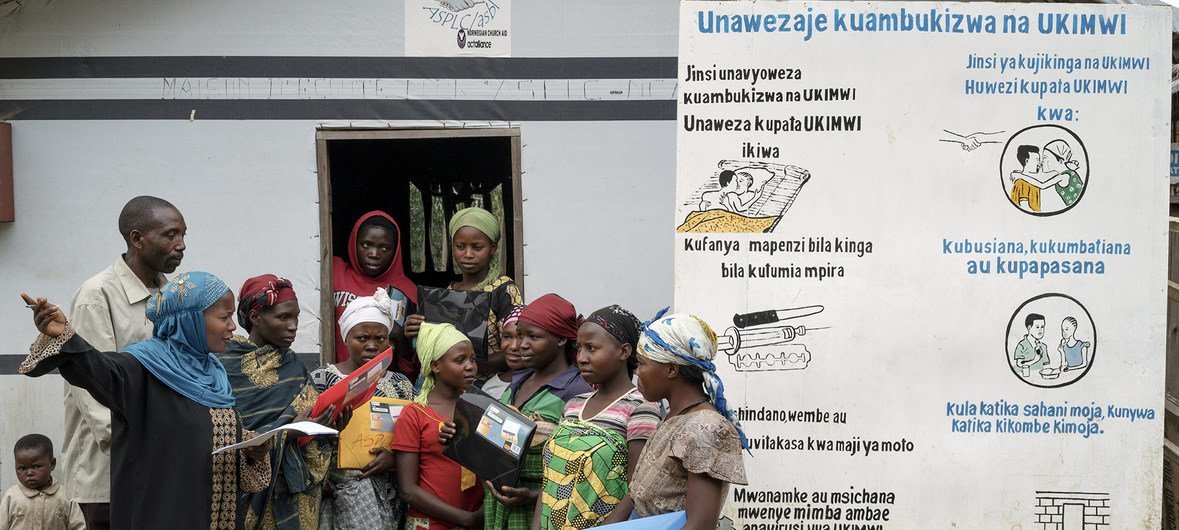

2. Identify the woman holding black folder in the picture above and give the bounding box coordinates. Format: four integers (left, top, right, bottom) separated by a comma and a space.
485, 294, 592, 530
404, 206, 524, 379
392, 323, 484, 529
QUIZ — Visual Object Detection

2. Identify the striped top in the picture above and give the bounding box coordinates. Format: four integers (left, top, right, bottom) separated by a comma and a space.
562, 388, 662, 443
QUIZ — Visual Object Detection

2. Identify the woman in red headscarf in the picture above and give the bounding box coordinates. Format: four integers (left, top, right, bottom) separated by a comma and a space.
331, 211, 418, 374
217, 275, 334, 529
484, 293, 592, 530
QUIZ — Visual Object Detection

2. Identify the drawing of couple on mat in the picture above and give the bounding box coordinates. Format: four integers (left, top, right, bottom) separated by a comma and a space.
677, 160, 811, 234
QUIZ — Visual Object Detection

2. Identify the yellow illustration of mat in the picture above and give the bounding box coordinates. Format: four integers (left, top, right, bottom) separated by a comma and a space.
676, 209, 779, 233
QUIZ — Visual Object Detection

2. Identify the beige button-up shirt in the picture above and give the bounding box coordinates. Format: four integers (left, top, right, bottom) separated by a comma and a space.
63, 257, 163, 504
0, 482, 85, 530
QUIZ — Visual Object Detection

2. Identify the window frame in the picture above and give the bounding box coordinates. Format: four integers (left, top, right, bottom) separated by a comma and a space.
314, 127, 523, 362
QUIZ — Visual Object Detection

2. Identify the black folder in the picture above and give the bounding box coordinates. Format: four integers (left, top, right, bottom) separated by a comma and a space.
417, 286, 492, 360
443, 387, 537, 490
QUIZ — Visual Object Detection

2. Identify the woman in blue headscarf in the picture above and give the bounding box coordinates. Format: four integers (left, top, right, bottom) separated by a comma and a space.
20, 272, 273, 530
624, 311, 748, 529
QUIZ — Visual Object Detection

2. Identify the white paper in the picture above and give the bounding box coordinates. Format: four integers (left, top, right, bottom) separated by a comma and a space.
211, 421, 339, 455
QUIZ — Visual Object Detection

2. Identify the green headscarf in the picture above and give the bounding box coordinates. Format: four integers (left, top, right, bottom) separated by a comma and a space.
415, 322, 472, 403
449, 207, 503, 290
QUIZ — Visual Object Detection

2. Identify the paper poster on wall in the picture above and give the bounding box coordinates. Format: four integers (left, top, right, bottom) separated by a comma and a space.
404, 0, 511, 57
675, 1, 1170, 527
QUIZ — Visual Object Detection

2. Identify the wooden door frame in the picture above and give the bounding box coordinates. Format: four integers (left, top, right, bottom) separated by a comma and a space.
314, 127, 523, 363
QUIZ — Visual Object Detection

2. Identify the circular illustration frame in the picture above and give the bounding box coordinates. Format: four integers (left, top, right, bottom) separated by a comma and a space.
1003, 292, 1097, 388
998, 124, 1090, 217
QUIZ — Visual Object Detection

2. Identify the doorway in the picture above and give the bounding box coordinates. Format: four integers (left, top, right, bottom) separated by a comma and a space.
315, 128, 523, 359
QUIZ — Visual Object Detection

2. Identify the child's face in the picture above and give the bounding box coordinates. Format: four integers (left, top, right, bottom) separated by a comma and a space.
431, 341, 477, 391
14, 449, 54, 490
500, 321, 523, 371
1061, 320, 1076, 338
1028, 319, 1046, 340
451, 227, 497, 277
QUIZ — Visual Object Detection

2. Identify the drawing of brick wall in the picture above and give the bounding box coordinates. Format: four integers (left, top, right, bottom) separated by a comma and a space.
1035, 491, 1111, 529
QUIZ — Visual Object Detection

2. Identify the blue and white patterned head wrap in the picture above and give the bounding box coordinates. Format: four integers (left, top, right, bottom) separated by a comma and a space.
639, 308, 748, 449
124, 271, 236, 408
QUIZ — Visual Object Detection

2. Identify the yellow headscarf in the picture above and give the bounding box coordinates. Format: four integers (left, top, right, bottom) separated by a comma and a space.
415, 322, 471, 403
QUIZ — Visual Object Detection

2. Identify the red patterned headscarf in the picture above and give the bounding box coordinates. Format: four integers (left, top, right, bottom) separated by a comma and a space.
237, 274, 298, 331
518, 293, 581, 341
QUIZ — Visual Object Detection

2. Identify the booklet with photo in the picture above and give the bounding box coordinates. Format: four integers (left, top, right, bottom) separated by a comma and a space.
443, 387, 536, 489
310, 347, 394, 423
337, 396, 412, 469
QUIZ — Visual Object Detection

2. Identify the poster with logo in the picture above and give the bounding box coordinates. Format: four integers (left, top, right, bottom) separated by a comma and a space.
404, 0, 511, 57
674, 1, 1170, 527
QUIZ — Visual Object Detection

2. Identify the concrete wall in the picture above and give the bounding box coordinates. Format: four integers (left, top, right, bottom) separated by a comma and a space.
0, 0, 677, 492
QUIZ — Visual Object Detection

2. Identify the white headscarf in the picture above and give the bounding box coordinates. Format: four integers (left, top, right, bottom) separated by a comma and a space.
339, 288, 395, 341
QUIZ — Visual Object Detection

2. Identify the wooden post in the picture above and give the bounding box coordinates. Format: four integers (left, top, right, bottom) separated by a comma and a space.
0, 122, 12, 222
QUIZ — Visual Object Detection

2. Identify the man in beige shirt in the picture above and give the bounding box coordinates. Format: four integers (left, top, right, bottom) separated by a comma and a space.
64, 196, 186, 529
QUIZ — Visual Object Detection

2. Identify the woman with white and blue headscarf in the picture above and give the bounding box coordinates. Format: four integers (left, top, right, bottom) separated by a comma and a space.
20, 272, 272, 530
626, 310, 748, 528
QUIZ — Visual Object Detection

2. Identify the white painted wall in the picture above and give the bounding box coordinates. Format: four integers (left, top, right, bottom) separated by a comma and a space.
0, 0, 677, 58
0, 0, 678, 493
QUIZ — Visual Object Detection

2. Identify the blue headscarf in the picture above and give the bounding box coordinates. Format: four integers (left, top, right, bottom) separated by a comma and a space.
639, 308, 748, 450
124, 271, 236, 408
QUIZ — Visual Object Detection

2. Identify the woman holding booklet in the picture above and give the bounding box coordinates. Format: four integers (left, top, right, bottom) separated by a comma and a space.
312, 289, 415, 529
18, 272, 272, 530
217, 274, 336, 529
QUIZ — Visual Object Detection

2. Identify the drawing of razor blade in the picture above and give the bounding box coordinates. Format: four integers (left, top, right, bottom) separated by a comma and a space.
727, 344, 812, 372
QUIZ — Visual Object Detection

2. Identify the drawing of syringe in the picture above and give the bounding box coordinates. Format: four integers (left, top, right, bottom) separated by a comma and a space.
723, 305, 827, 372
718, 324, 813, 354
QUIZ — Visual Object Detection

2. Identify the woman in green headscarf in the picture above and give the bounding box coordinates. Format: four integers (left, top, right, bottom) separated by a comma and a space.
407, 207, 524, 377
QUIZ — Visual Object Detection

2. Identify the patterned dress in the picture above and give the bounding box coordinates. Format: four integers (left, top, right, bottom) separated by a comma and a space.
219, 338, 331, 529
629, 409, 748, 518
485, 367, 591, 530
538, 389, 662, 529
312, 365, 415, 529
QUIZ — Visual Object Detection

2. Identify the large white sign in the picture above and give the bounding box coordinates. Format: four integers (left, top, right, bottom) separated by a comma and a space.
404, 0, 511, 57
675, 1, 1171, 528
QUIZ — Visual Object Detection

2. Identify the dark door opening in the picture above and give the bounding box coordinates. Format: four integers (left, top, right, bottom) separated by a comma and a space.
316, 128, 522, 357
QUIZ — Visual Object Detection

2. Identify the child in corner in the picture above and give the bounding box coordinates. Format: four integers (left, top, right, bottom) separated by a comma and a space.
392, 323, 484, 530
0, 434, 85, 530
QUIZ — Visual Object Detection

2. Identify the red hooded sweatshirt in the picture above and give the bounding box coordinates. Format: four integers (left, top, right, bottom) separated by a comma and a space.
332, 211, 419, 376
